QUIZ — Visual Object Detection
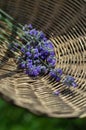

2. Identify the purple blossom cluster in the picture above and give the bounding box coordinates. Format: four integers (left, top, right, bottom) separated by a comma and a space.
17, 24, 56, 77
12, 24, 77, 89
49, 68, 63, 82
63, 75, 77, 87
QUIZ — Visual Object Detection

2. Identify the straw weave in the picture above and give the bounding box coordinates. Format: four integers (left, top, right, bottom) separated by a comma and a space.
0, 0, 86, 118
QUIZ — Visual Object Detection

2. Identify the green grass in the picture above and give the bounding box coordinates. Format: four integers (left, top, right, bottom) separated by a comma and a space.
0, 99, 86, 130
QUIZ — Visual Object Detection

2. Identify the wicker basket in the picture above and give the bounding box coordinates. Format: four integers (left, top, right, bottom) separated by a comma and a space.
0, 0, 86, 118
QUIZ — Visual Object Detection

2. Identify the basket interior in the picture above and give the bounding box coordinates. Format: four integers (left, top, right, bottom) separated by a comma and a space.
0, 0, 86, 118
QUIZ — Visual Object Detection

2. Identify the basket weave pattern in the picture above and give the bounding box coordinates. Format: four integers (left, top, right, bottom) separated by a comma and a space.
0, 0, 86, 118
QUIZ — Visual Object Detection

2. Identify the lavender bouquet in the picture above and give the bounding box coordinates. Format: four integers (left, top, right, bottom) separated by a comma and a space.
0, 9, 77, 96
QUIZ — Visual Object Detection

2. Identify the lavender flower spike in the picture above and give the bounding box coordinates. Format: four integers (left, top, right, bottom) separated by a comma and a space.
63, 75, 77, 87
11, 23, 77, 89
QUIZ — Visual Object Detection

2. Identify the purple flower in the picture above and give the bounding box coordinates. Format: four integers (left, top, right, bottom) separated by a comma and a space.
14, 24, 77, 88
49, 69, 57, 78
21, 47, 25, 53
29, 29, 38, 36
72, 82, 77, 87
41, 66, 48, 73
47, 43, 54, 49
49, 59, 56, 67
19, 62, 26, 69
63, 75, 77, 87
39, 31, 45, 39
49, 68, 62, 81
43, 37, 47, 42
26, 59, 33, 67
40, 49, 49, 57
47, 56, 56, 67
56, 68, 63, 76
28, 24, 33, 29
25, 51, 31, 56
47, 56, 53, 63
44, 41, 54, 49
36, 65, 41, 73
32, 69, 39, 76
23, 24, 33, 31
31, 48, 39, 59
38, 46, 43, 51
33, 59, 40, 64
26, 43, 31, 49
39, 55, 46, 60
31, 48, 39, 54
34, 54, 39, 59
28, 66, 39, 76
49, 51, 55, 56
26, 59, 32, 63
56, 77, 61, 82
